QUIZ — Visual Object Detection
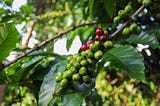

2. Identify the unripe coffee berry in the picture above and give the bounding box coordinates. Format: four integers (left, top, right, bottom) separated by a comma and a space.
113, 16, 120, 24
82, 75, 92, 84
124, 5, 132, 13
94, 50, 103, 59
80, 60, 88, 66
55, 76, 62, 82
104, 41, 113, 48
79, 67, 87, 75
122, 27, 130, 35
142, 0, 152, 7
72, 73, 81, 81
60, 79, 68, 87
118, 10, 127, 18
96, 28, 104, 36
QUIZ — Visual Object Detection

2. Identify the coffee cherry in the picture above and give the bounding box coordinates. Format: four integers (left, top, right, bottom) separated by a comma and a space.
73, 62, 81, 69
142, 0, 152, 7
85, 50, 94, 58
113, 16, 121, 24
122, 27, 130, 35
87, 40, 94, 45
87, 58, 95, 65
118, 10, 127, 18
82, 75, 92, 84
70, 67, 77, 73
67, 56, 73, 61
136, 26, 142, 34
80, 60, 88, 66
81, 44, 89, 51
66, 63, 72, 69
96, 28, 104, 36
60, 79, 68, 87
72, 73, 81, 81
99, 34, 107, 42
90, 41, 100, 52
138, 0, 143, 4
104, 41, 113, 48
95, 35, 100, 41
129, 23, 137, 31
76, 56, 84, 62
55, 76, 62, 82
94, 50, 103, 59
63, 70, 72, 79
57, 72, 63, 77
124, 5, 132, 13
79, 67, 87, 75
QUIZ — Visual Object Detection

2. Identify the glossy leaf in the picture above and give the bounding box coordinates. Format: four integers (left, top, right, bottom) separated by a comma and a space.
103, 45, 146, 82
38, 60, 67, 106
127, 32, 160, 49
103, 0, 116, 18
0, 23, 19, 61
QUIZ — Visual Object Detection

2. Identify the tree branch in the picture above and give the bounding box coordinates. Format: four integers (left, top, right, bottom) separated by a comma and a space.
0, 5, 145, 71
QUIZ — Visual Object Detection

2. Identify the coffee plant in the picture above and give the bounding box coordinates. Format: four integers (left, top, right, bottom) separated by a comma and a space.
0, 0, 160, 105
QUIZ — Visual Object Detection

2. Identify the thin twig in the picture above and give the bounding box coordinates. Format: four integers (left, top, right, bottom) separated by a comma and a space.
24, 20, 35, 46
0, 5, 145, 71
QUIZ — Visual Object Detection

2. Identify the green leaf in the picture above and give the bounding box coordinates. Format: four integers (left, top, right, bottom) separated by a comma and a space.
66, 29, 78, 51
127, 32, 160, 49
88, 0, 94, 19
0, 23, 19, 61
103, 0, 116, 18
103, 45, 146, 82
82, 26, 96, 41
63, 92, 83, 106
38, 60, 67, 106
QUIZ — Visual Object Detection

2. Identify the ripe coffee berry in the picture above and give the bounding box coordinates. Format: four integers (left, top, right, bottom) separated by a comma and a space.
81, 44, 89, 51
87, 40, 94, 45
99, 35, 107, 42
96, 28, 104, 36
95, 35, 100, 41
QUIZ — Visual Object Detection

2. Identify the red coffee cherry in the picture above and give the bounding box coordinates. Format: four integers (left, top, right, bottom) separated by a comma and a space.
95, 35, 100, 41
99, 34, 107, 42
81, 44, 89, 51
96, 28, 104, 36
87, 40, 94, 45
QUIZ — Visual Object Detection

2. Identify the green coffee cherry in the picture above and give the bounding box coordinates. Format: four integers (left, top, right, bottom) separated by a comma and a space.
138, 0, 143, 4
113, 16, 121, 24
142, 0, 152, 7
72, 73, 81, 81
70, 67, 77, 73
73, 62, 81, 69
67, 56, 72, 61
60, 79, 68, 87
79, 67, 87, 75
76, 56, 84, 62
57, 72, 63, 77
94, 50, 103, 60
87, 58, 95, 65
55, 76, 62, 82
63, 70, 72, 78
82, 75, 92, 84
122, 27, 130, 35
66, 63, 72, 69
124, 5, 132, 13
129, 23, 137, 31
136, 26, 142, 34
90, 41, 100, 52
86, 50, 94, 58
80, 60, 88, 66
118, 10, 127, 18
104, 41, 113, 48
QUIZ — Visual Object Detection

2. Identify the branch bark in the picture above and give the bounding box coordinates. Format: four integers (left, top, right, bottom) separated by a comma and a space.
0, 5, 145, 71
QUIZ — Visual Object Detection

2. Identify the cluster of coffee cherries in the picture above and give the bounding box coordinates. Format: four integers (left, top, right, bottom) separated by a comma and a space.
138, 0, 152, 7
113, 4, 133, 24
55, 28, 113, 91
122, 22, 142, 35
